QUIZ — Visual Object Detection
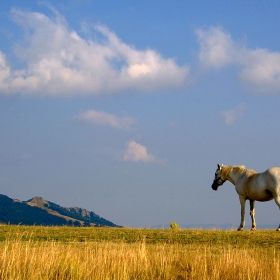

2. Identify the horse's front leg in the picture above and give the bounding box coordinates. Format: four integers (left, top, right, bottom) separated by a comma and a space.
249, 200, 256, 231
238, 196, 246, 231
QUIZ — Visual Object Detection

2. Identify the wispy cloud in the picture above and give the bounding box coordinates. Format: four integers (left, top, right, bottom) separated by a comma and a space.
0, 177, 9, 183
75, 110, 135, 129
0, 7, 190, 96
221, 103, 247, 125
123, 140, 164, 164
196, 26, 280, 94
20, 153, 32, 160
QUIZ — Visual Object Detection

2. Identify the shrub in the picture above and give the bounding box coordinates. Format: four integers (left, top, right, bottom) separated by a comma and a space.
170, 221, 179, 230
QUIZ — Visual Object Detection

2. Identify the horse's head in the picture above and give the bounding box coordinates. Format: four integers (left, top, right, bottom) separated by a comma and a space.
212, 164, 226, 191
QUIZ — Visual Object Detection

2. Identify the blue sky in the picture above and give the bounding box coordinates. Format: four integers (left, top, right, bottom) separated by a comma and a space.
1, 0, 280, 228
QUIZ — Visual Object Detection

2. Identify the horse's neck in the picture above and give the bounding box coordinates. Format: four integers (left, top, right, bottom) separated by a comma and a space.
228, 171, 240, 185
223, 166, 245, 185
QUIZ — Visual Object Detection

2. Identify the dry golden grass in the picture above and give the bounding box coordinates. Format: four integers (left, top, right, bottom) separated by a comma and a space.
0, 239, 279, 279
0, 226, 279, 279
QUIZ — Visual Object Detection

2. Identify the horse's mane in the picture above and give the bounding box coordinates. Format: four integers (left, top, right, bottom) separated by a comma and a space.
221, 165, 257, 179
232, 165, 247, 173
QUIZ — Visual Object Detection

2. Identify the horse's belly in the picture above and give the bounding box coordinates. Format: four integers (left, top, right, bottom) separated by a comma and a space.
253, 190, 274, 202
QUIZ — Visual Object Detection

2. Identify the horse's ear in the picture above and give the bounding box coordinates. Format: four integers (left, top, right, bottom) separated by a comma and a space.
217, 164, 222, 170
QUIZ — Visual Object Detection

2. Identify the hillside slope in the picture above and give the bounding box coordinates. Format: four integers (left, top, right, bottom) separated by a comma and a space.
0, 194, 119, 227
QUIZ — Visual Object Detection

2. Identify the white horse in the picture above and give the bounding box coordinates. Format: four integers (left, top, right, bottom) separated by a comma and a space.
211, 164, 280, 231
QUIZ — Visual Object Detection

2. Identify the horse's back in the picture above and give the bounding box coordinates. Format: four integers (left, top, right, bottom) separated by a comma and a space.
240, 167, 280, 201
266, 167, 280, 186
267, 167, 280, 176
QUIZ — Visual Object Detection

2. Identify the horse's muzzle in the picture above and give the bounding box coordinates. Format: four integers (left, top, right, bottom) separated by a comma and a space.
211, 182, 218, 191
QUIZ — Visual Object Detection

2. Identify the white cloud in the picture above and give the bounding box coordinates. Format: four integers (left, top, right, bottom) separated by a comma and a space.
197, 26, 280, 94
123, 140, 159, 163
76, 110, 135, 129
196, 26, 237, 69
221, 103, 247, 125
0, 8, 190, 96
0, 52, 11, 93
239, 49, 280, 93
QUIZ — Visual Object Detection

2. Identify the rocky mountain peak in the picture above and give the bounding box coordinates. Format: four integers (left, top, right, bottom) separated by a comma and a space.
27, 196, 49, 207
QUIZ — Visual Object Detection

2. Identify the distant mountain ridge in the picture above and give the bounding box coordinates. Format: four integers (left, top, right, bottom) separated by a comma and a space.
0, 194, 120, 227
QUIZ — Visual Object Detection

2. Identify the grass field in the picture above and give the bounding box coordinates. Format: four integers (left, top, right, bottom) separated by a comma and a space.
0, 225, 280, 279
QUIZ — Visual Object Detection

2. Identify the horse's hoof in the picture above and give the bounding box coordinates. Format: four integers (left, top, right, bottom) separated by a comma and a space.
250, 228, 256, 231
276, 228, 280, 232
237, 227, 243, 231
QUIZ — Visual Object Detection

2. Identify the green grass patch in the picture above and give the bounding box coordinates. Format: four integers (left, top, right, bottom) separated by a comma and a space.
0, 225, 280, 250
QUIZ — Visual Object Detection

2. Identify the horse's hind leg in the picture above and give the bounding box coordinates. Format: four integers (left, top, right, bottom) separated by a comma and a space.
274, 195, 280, 231
249, 200, 256, 231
